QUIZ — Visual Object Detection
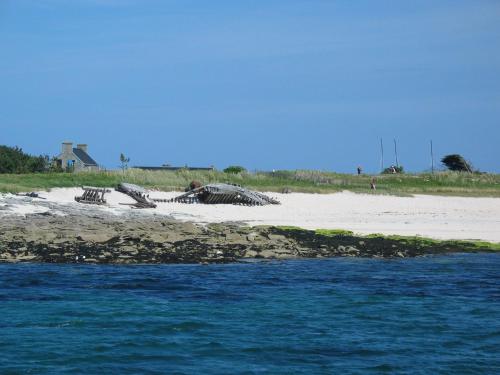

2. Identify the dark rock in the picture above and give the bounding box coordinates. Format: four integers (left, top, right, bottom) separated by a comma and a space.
0, 210, 494, 264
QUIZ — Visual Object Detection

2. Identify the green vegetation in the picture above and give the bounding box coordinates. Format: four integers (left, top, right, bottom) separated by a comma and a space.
0, 145, 48, 174
223, 166, 247, 174
442, 154, 473, 173
1, 168, 500, 196
358, 234, 500, 251
277, 226, 500, 251
314, 229, 355, 237
382, 165, 404, 174
273, 226, 303, 231
367, 234, 500, 251
119, 153, 130, 172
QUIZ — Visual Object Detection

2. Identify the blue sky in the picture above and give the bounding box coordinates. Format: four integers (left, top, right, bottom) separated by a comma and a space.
1, 0, 499, 172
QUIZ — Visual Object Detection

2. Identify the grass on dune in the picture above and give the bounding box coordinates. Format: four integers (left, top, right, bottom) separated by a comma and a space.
1, 169, 500, 196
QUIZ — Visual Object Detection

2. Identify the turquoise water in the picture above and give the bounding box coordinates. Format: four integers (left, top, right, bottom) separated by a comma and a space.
1, 254, 499, 374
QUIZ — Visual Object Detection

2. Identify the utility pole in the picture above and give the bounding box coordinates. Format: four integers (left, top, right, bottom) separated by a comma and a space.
380, 138, 384, 172
430, 140, 434, 174
394, 139, 399, 168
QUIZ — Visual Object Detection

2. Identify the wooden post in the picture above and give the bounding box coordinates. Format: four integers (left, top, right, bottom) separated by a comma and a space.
394, 139, 399, 168
380, 138, 384, 173
430, 140, 434, 174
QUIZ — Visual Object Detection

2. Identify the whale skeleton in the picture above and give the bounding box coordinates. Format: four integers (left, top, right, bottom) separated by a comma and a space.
153, 183, 280, 206
75, 183, 278, 208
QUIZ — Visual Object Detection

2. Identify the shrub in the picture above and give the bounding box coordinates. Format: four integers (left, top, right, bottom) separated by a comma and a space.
223, 165, 246, 174
382, 165, 404, 174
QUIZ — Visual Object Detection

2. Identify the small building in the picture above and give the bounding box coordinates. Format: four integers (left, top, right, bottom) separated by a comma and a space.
57, 142, 99, 172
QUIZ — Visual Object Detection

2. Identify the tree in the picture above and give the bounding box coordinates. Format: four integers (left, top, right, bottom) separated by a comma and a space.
441, 154, 473, 173
120, 153, 130, 172
0, 145, 49, 174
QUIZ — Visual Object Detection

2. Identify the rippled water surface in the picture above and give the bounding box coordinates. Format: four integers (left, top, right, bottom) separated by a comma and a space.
1, 254, 499, 374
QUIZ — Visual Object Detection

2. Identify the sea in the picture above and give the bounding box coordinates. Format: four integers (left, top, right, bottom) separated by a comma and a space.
1, 254, 499, 374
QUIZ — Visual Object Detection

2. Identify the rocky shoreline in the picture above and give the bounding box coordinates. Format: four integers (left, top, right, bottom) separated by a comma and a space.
0, 207, 496, 264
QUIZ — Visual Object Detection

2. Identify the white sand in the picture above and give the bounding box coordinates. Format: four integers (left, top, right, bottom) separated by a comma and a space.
2, 188, 500, 242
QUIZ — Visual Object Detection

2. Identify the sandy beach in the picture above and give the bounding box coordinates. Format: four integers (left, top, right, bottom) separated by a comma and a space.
1, 188, 499, 243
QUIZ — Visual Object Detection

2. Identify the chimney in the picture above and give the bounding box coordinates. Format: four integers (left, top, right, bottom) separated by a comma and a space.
77, 144, 88, 153
62, 142, 73, 155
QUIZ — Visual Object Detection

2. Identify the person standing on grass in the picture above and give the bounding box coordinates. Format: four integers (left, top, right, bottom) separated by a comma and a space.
370, 177, 376, 190
357, 166, 362, 175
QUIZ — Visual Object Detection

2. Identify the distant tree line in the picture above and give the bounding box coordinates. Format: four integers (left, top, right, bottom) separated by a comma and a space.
0, 145, 49, 173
